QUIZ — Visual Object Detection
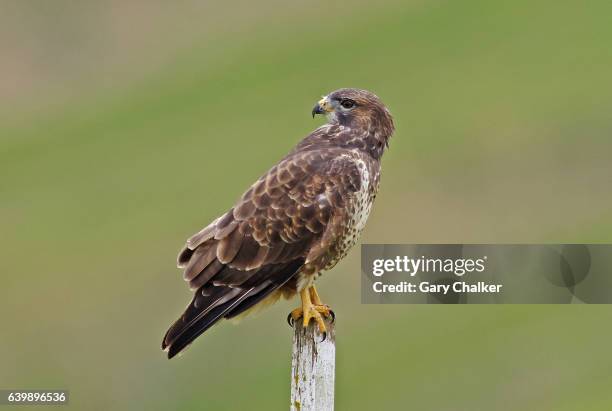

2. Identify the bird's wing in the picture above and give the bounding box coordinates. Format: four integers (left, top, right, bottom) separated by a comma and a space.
162, 148, 363, 358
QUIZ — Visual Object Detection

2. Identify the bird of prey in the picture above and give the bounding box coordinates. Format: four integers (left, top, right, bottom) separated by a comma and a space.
162, 88, 394, 358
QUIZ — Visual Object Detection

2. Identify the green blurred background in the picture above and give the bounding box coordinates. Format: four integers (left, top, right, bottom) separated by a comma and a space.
2, 1, 612, 410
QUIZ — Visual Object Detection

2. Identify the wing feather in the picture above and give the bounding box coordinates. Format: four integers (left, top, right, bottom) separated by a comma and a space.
183, 243, 217, 281
216, 224, 242, 263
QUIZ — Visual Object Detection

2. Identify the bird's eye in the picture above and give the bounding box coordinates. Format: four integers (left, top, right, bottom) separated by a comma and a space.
340, 99, 355, 109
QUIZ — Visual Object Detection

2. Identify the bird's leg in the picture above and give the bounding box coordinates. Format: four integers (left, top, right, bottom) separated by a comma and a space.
309, 286, 335, 322
288, 286, 334, 336
309, 285, 324, 305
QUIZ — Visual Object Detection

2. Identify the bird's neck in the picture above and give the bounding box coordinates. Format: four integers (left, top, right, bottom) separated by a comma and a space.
334, 122, 392, 161
333, 114, 394, 160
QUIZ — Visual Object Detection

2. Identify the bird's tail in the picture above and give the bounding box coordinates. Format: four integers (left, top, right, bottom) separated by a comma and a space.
161, 259, 303, 359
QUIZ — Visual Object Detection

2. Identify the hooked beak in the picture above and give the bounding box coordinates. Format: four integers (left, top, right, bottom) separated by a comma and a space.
311, 96, 333, 118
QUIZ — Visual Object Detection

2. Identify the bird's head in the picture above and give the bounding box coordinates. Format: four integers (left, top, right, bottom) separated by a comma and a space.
312, 88, 395, 140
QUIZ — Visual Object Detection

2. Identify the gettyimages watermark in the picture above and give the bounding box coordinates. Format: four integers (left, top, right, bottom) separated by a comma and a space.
361, 244, 612, 304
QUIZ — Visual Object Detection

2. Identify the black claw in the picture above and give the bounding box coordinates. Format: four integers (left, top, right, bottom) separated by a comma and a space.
320, 331, 327, 342
329, 310, 336, 324
287, 313, 294, 327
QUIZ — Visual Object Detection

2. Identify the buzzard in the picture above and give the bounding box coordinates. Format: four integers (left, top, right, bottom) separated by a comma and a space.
162, 88, 395, 358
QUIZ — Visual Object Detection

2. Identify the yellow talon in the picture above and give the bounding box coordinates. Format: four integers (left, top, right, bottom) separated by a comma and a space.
288, 286, 334, 335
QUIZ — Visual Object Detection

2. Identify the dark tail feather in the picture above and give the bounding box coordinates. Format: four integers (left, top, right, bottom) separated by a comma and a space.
162, 259, 303, 359
162, 287, 255, 359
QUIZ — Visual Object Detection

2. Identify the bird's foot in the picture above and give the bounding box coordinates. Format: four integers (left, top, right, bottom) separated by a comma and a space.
287, 304, 335, 339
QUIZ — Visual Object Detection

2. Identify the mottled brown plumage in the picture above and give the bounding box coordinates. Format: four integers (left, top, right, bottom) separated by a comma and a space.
162, 88, 394, 358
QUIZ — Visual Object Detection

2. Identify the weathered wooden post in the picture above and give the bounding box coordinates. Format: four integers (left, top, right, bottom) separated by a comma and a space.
290, 319, 335, 411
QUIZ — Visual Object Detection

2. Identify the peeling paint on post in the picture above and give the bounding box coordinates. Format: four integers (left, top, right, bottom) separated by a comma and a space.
290, 319, 335, 411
